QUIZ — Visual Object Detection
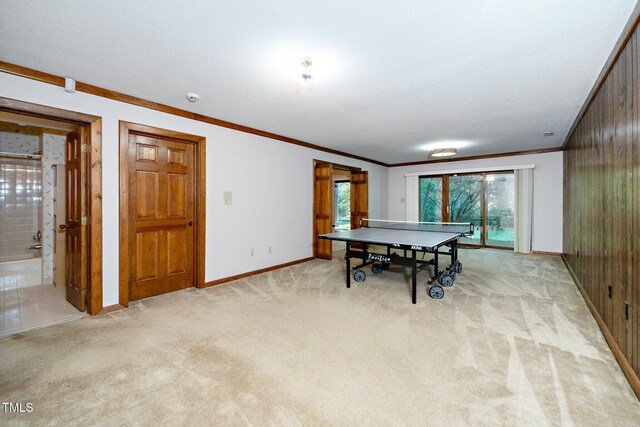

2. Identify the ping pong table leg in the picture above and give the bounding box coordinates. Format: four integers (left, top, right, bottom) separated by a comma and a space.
411, 250, 417, 304
451, 240, 457, 268
345, 242, 351, 289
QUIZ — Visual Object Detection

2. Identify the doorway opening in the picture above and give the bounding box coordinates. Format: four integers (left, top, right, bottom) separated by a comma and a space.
333, 169, 351, 231
313, 160, 368, 260
0, 110, 99, 336
0, 97, 103, 328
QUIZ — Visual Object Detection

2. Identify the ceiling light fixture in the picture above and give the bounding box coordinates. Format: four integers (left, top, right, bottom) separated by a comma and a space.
429, 148, 458, 158
301, 57, 313, 82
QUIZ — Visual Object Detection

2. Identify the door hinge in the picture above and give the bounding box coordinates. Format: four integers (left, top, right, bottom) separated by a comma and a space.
81, 143, 88, 154
81, 216, 88, 225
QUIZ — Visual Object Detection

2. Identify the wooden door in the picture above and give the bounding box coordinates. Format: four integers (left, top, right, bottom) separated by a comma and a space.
127, 134, 195, 301
350, 171, 368, 229
65, 128, 86, 311
314, 163, 333, 259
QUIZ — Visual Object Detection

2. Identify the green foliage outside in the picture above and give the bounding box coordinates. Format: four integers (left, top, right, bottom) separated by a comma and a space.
336, 182, 350, 229
419, 178, 442, 222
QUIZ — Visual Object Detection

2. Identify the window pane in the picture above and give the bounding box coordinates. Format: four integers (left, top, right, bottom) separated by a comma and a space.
486, 173, 514, 248
335, 182, 351, 230
418, 177, 442, 222
449, 175, 482, 245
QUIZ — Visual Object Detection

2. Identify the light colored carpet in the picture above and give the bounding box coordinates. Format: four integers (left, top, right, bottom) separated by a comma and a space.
1, 249, 639, 425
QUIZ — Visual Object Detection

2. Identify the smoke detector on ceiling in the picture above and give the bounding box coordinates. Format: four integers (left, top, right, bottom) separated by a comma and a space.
543, 131, 555, 137
186, 93, 200, 103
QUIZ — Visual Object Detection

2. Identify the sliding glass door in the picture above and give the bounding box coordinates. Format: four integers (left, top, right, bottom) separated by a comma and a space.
449, 174, 483, 245
485, 173, 515, 247
418, 171, 514, 249
418, 177, 443, 222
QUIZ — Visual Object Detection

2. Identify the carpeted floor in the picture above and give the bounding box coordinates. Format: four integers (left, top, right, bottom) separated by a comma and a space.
1, 249, 639, 425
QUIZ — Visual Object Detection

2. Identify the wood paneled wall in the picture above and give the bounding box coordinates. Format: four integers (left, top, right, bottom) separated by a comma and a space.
563, 23, 640, 397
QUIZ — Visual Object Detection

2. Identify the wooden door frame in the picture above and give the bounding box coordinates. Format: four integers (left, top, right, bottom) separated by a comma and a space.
0, 97, 103, 315
119, 121, 206, 307
312, 160, 362, 258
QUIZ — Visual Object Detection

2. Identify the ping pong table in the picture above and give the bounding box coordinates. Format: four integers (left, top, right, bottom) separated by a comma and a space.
319, 219, 474, 303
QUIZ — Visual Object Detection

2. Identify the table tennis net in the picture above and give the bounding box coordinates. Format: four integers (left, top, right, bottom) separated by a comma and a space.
360, 219, 474, 236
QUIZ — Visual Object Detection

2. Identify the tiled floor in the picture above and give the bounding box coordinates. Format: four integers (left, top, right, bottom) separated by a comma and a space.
1, 283, 86, 338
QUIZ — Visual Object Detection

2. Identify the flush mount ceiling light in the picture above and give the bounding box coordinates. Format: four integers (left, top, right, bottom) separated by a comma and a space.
429, 148, 457, 158
301, 57, 313, 82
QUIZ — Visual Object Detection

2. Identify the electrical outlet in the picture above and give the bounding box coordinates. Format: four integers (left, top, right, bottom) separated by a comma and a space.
268, 246, 272, 254
250, 248, 254, 256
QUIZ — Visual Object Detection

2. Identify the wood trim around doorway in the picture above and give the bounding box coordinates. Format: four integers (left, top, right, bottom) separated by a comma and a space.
118, 121, 206, 307
312, 160, 363, 259
0, 97, 103, 315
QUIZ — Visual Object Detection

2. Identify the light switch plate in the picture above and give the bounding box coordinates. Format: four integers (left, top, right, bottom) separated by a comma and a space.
223, 191, 232, 205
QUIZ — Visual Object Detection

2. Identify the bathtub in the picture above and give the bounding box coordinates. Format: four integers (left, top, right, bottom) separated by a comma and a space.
0, 253, 42, 288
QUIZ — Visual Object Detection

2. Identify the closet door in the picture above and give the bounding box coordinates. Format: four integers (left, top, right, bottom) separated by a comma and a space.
314, 164, 333, 259
350, 171, 368, 230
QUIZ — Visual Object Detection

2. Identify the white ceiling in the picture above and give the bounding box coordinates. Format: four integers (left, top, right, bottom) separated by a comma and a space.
0, 1, 636, 164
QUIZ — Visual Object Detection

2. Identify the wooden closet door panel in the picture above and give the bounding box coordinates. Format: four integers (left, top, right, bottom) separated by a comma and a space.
128, 135, 195, 301
314, 164, 333, 259
350, 171, 368, 230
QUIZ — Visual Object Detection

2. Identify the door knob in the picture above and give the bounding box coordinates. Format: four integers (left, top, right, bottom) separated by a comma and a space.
188, 220, 194, 226
59, 224, 70, 230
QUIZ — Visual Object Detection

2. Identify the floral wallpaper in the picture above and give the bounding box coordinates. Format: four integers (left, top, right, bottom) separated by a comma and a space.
41, 133, 66, 283
0, 128, 40, 155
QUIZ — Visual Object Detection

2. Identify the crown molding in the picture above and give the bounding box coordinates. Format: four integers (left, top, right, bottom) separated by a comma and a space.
0, 61, 389, 167
388, 147, 562, 168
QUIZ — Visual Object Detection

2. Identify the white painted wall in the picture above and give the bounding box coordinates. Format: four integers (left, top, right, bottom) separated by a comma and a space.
0, 73, 388, 307
387, 151, 563, 253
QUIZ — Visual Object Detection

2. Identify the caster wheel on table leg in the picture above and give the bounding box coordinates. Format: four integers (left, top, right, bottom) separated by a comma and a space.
428, 284, 444, 299
371, 263, 383, 275
455, 261, 463, 274
354, 270, 366, 282
448, 269, 457, 280
439, 273, 454, 288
